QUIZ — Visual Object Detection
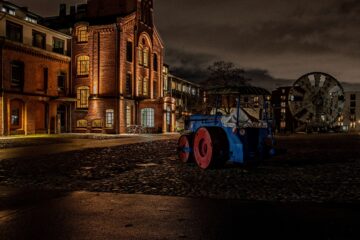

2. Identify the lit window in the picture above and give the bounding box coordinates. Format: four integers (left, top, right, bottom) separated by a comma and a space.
141, 108, 154, 127
126, 106, 131, 127
280, 121, 286, 128
191, 88, 196, 96
137, 77, 143, 95
164, 75, 168, 91
8, 9, 15, 15
77, 55, 89, 76
11, 109, 20, 126
281, 108, 286, 114
253, 96, 259, 103
76, 86, 89, 108
143, 48, 149, 67
171, 81, 176, 90
105, 109, 114, 128
25, 16, 37, 24
143, 78, 148, 96
77, 119, 87, 128
76, 26, 88, 43
138, 48, 143, 65
92, 119, 103, 128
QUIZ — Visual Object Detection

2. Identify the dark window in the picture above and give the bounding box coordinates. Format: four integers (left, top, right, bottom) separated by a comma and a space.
126, 41, 133, 62
350, 108, 356, 114
43, 68, 48, 91
351, 94, 356, 101
32, 30, 46, 49
243, 97, 249, 103
58, 72, 66, 91
6, 21, 22, 43
126, 73, 132, 95
53, 37, 64, 54
153, 54, 158, 72
11, 108, 20, 126
350, 101, 356, 108
11, 61, 24, 89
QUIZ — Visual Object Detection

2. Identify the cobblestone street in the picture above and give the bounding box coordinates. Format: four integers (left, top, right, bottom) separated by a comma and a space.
1, 133, 360, 203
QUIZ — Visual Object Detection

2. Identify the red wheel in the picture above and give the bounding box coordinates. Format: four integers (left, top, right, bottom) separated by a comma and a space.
178, 134, 193, 163
193, 127, 229, 169
193, 128, 213, 169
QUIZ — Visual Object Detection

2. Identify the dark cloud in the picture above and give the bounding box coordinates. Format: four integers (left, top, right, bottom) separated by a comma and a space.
10, 0, 360, 87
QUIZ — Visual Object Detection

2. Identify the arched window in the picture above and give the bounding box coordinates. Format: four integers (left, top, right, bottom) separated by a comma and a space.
77, 119, 87, 128
76, 26, 88, 43
76, 86, 90, 109
77, 55, 89, 76
141, 108, 154, 127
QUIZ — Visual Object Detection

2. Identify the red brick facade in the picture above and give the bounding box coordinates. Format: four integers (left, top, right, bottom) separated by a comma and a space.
0, 40, 71, 135
71, 0, 175, 134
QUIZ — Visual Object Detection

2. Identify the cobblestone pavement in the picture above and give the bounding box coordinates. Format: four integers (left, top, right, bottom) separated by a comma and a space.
1, 133, 360, 203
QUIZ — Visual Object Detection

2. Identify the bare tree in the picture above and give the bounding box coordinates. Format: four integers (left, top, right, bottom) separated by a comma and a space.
203, 61, 250, 114
205, 61, 249, 88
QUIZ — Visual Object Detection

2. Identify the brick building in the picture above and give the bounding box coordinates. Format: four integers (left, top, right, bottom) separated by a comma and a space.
163, 66, 204, 131
336, 91, 360, 132
271, 87, 296, 133
46, 0, 173, 134
0, 1, 71, 136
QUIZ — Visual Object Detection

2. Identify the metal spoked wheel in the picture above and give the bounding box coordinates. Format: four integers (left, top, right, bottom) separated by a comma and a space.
193, 127, 229, 169
288, 72, 345, 129
177, 134, 194, 163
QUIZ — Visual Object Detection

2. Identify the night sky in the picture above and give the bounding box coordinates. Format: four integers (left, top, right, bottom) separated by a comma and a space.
10, 0, 360, 89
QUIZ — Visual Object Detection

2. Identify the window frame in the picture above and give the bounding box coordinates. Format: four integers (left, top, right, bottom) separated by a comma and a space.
32, 30, 46, 49
76, 26, 88, 43
141, 108, 155, 128
77, 119, 88, 128
11, 61, 24, 89
76, 86, 90, 109
57, 72, 67, 92
105, 109, 114, 128
77, 55, 90, 76
6, 21, 23, 43
53, 37, 65, 54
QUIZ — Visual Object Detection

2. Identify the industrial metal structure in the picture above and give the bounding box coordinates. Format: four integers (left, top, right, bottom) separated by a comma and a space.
288, 72, 345, 132
178, 86, 275, 169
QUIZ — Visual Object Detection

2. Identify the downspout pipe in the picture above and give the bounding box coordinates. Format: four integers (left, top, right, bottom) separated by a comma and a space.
115, 23, 120, 134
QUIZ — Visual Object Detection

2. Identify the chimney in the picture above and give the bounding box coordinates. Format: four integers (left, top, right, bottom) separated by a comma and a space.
59, 4, 66, 17
70, 5, 76, 16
